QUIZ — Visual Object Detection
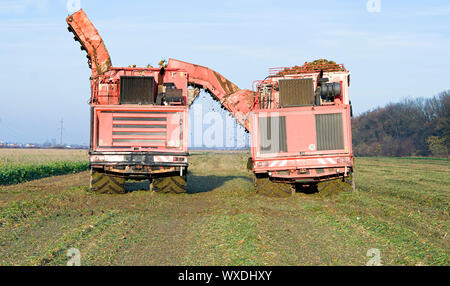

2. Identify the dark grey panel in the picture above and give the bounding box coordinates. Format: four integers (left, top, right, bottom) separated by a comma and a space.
120, 76, 155, 104
279, 116, 287, 152
315, 113, 344, 150
259, 116, 271, 153
279, 78, 314, 107
259, 116, 287, 154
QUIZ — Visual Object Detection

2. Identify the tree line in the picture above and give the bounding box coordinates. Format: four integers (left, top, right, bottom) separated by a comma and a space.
352, 90, 449, 157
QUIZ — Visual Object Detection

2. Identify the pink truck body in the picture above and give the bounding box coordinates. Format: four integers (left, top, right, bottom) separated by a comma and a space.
250, 65, 354, 184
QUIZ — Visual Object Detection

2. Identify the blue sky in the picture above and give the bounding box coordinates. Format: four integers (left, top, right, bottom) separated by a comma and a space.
0, 0, 449, 145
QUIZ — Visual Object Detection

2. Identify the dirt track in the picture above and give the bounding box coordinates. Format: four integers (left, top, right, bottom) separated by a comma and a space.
0, 153, 448, 265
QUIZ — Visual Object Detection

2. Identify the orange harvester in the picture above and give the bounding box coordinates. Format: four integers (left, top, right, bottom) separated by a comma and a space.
67, 9, 253, 193
247, 61, 355, 196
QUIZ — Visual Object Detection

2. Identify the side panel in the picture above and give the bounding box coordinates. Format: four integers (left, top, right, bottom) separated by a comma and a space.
258, 115, 287, 154
250, 105, 353, 175
285, 112, 316, 153
91, 105, 188, 154
97, 112, 113, 146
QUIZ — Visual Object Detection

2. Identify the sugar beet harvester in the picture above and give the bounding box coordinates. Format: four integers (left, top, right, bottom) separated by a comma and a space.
247, 61, 355, 196
66, 9, 253, 194
67, 9, 353, 196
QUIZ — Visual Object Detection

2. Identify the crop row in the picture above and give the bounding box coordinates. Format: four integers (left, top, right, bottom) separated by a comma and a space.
0, 161, 89, 185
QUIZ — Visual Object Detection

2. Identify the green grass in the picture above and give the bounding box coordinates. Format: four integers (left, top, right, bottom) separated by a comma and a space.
0, 149, 89, 185
0, 161, 89, 185
0, 151, 448, 265
188, 213, 263, 266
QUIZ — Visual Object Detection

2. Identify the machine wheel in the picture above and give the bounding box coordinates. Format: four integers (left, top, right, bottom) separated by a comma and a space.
254, 175, 293, 197
317, 174, 353, 194
90, 169, 126, 194
152, 175, 187, 194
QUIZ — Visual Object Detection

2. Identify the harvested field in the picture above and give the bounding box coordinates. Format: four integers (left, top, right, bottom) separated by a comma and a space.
0, 151, 448, 265
0, 149, 87, 167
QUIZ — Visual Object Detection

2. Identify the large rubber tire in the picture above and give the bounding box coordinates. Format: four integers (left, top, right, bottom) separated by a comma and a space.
254, 175, 293, 197
152, 176, 187, 194
317, 174, 353, 194
90, 170, 126, 194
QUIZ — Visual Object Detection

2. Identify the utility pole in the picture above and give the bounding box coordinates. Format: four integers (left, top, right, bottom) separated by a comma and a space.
59, 119, 63, 147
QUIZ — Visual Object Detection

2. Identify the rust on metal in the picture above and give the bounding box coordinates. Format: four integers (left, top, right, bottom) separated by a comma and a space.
213, 71, 240, 96
66, 9, 112, 76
